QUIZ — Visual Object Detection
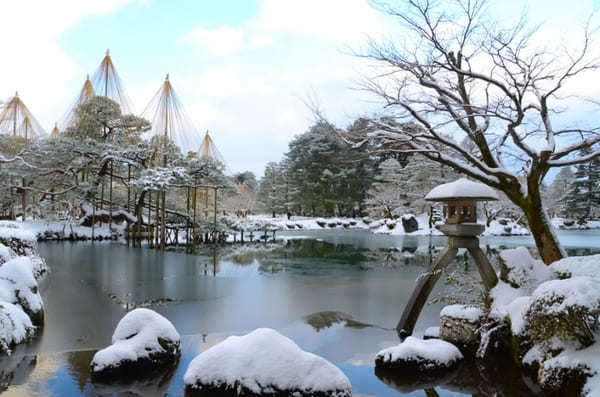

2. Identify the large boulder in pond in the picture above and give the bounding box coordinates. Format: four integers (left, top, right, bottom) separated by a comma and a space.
439, 305, 484, 353
90, 308, 180, 379
401, 215, 419, 233
375, 336, 463, 384
184, 328, 352, 397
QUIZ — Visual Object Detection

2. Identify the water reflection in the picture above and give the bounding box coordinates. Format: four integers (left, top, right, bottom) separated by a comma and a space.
2, 230, 598, 396
0, 352, 37, 392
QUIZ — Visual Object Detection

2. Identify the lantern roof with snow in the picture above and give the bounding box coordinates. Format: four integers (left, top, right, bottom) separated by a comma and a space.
425, 178, 498, 202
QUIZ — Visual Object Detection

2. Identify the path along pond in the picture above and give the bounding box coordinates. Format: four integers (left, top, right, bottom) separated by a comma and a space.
2, 229, 600, 396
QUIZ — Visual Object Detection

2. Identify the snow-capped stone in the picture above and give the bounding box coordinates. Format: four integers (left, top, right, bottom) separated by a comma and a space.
0, 257, 44, 326
401, 214, 419, 233
184, 328, 351, 397
440, 305, 483, 323
91, 308, 181, 378
0, 302, 35, 354
423, 326, 440, 339
425, 178, 498, 201
375, 336, 463, 373
440, 305, 484, 352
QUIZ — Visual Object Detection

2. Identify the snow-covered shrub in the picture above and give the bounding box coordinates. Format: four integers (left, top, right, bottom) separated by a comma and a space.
526, 277, 600, 347
0, 257, 44, 326
0, 302, 35, 355
91, 308, 181, 378
0, 223, 37, 257
498, 247, 552, 290
184, 328, 351, 397
0, 244, 13, 266
551, 254, 600, 280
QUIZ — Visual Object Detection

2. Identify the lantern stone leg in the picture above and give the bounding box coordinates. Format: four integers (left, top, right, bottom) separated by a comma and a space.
396, 245, 458, 339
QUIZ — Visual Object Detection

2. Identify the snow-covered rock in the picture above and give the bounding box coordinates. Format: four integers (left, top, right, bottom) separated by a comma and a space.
0, 302, 35, 354
424, 326, 440, 339
375, 336, 463, 375
0, 257, 44, 326
184, 328, 351, 397
401, 214, 418, 233
439, 305, 484, 352
90, 308, 181, 378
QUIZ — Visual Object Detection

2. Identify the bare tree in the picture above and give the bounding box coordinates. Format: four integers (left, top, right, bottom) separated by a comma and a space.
351, 0, 600, 264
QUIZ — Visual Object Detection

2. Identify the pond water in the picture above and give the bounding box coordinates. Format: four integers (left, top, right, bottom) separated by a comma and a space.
3, 229, 600, 396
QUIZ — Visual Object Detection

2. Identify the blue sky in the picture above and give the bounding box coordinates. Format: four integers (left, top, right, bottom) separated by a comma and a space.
1, 0, 598, 177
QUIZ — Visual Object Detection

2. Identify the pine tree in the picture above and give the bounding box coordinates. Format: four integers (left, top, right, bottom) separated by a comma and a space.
565, 154, 600, 220
546, 167, 574, 218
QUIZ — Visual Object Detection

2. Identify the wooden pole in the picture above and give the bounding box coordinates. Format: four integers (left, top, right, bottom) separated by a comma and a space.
127, 164, 131, 213
109, 161, 113, 233
154, 191, 158, 248
213, 188, 217, 245
161, 191, 166, 250
148, 191, 152, 248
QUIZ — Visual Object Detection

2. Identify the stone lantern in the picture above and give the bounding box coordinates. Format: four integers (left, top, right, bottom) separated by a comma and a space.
396, 178, 499, 339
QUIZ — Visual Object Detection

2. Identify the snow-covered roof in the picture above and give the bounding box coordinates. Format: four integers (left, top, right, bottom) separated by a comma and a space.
425, 178, 498, 201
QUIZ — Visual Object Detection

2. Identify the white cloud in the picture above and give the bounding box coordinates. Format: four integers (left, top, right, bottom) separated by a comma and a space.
0, 0, 142, 131
251, 0, 384, 43
183, 26, 246, 56
173, 1, 389, 175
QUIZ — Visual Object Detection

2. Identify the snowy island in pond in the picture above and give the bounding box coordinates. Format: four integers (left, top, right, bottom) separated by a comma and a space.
184, 328, 352, 397
91, 308, 181, 379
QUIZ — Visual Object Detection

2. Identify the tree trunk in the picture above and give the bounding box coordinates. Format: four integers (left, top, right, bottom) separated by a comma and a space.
523, 199, 565, 265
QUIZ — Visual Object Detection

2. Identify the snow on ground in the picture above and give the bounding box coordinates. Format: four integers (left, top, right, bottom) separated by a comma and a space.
22, 220, 115, 241
482, 219, 529, 236
375, 336, 463, 367
552, 217, 600, 230
91, 308, 180, 374
184, 328, 352, 396
0, 222, 36, 244
243, 212, 531, 236
0, 243, 11, 264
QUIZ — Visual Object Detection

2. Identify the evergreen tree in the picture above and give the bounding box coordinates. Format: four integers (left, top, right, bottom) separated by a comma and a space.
565, 154, 600, 220
546, 167, 574, 218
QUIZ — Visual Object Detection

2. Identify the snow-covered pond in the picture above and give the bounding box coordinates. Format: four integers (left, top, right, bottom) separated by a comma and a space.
3, 229, 600, 396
